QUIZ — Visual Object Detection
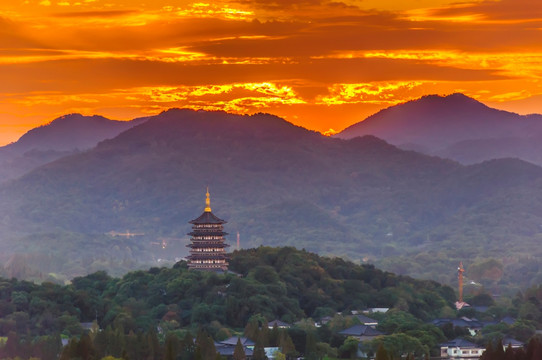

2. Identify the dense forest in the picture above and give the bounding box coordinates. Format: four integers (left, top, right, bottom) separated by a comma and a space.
1, 247, 542, 360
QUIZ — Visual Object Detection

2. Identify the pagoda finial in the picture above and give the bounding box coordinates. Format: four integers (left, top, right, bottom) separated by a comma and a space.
205, 187, 211, 212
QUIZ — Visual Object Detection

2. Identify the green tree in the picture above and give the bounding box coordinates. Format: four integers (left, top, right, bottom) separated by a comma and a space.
76, 333, 95, 360
269, 324, 280, 347
179, 331, 195, 360
233, 338, 246, 360
305, 332, 317, 360
164, 333, 180, 360
279, 330, 296, 359
339, 337, 359, 359
253, 337, 267, 360
59, 338, 78, 360
196, 329, 217, 360
375, 344, 389, 360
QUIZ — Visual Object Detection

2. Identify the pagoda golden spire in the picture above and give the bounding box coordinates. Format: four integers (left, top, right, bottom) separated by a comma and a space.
205, 187, 212, 212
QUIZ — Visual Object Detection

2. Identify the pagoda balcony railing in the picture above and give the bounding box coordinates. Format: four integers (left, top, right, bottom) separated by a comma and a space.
188, 253, 228, 258
189, 240, 228, 244
188, 263, 228, 267
188, 246, 228, 250
188, 256, 229, 261
191, 236, 226, 240
192, 225, 224, 230
190, 242, 227, 246
189, 249, 228, 253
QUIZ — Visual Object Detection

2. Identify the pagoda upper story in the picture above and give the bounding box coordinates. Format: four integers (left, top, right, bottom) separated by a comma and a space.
186, 189, 229, 271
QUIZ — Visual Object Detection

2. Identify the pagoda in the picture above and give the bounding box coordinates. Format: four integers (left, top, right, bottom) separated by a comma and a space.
186, 189, 230, 271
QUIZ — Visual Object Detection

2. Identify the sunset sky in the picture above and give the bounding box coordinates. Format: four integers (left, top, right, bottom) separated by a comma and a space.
1, 0, 542, 145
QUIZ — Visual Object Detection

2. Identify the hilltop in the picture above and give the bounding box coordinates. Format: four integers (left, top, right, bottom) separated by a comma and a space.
0, 113, 146, 182
337, 93, 542, 165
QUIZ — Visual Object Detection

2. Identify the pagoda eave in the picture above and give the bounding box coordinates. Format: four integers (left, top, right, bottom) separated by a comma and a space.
187, 244, 230, 248
189, 211, 227, 225
187, 231, 229, 236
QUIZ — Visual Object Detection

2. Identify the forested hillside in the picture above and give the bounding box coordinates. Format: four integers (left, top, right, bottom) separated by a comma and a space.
1, 109, 542, 291
0, 247, 459, 360
1, 247, 542, 360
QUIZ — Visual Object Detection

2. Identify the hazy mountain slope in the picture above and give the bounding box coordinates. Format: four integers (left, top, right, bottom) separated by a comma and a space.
1, 108, 542, 287
434, 136, 542, 165
336, 93, 542, 165
0, 109, 458, 235
0, 114, 147, 182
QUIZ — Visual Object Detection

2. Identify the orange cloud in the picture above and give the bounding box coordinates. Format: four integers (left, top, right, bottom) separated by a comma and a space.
175, 3, 255, 20
132, 83, 306, 111
317, 82, 424, 105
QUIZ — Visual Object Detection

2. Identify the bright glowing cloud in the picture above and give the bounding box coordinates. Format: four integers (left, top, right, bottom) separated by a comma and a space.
134, 83, 305, 111
175, 2, 254, 20
317, 82, 424, 105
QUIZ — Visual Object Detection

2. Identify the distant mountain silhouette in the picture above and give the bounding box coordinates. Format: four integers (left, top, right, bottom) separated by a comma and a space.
2, 108, 542, 287
7, 113, 147, 152
336, 93, 542, 165
0, 114, 147, 182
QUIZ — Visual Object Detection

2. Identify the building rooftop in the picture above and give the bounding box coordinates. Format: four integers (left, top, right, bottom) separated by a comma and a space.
339, 325, 383, 337
354, 314, 378, 325
219, 336, 255, 346
440, 338, 479, 349
268, 319, 291, 328
215, 344, 254, 357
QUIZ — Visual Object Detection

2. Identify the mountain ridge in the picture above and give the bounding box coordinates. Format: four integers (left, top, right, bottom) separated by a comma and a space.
336, 93, 542, 165
0, 113, 148, 182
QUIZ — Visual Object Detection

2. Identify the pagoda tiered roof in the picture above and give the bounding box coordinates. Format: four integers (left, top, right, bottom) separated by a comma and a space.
189, 211, 226, 224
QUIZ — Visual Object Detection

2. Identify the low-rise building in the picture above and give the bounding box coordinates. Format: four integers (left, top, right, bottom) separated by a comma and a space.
440, 338, 485, 358
353, 314, 378, 327
268, 320, 291, 329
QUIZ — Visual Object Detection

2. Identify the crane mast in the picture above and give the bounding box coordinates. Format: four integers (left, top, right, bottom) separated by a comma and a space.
455, 261, 468, 310
458, 261, 465, 303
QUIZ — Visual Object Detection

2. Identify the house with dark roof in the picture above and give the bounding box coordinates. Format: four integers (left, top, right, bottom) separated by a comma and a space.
353, 314, 378, 327
502, 337, 523, 349
219, 337, 255, 347
215, 343, 254, 359
215, 337, 255, 359
365, 308, 389, 314
431, 317, 484, 336
317, 316, 333, 327
268, 320, 291, 329
440, 338, 485, 358
432, 317, 483, 328
338, 325, 383, 341
501, 316, 516, 325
